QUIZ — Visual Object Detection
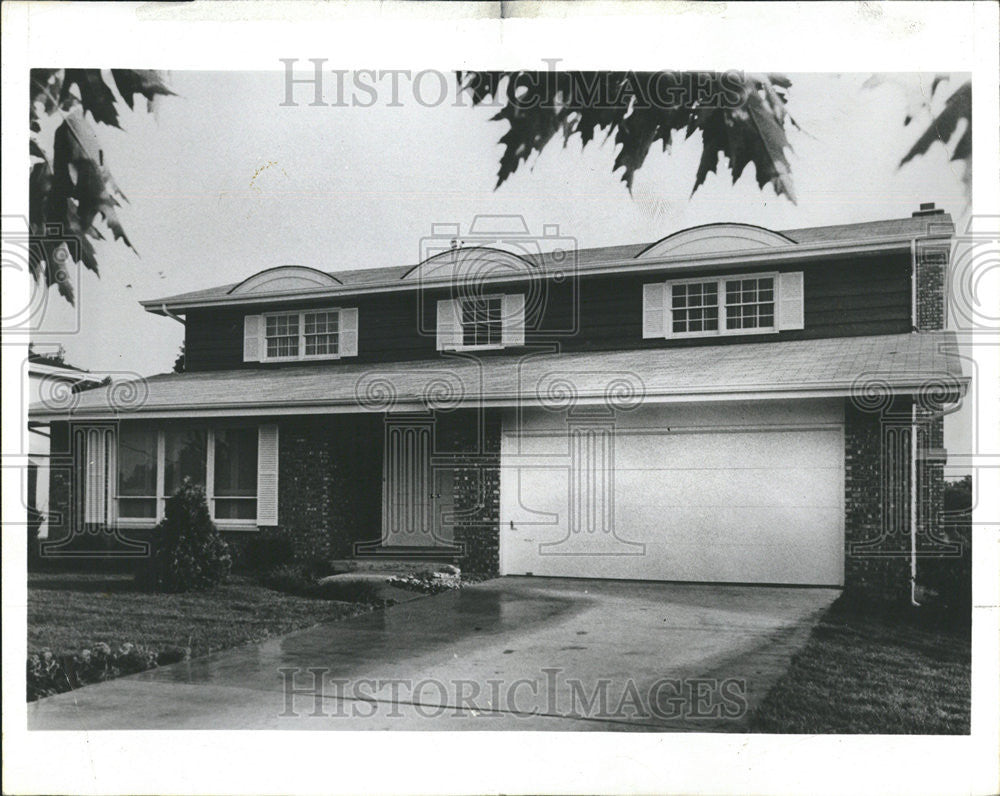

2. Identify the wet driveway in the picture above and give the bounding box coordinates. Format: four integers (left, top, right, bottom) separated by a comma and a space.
28, 577, 837, 731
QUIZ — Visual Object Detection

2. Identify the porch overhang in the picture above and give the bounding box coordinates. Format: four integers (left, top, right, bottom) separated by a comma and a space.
28, 332, 968, 422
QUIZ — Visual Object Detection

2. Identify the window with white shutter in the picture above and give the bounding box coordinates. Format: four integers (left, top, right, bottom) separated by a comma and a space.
643, 270, 803, 339
439, 293, 525, 351
253, 308, 358, 361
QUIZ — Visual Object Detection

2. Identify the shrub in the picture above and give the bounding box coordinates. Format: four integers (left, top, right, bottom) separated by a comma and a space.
140, 479, 231, 592
26, 641, 179, 702
917, 477, 972, 616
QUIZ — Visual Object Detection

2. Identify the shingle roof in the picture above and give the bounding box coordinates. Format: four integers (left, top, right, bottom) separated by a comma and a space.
143, 212, 954, 309
29, 332, 967, 421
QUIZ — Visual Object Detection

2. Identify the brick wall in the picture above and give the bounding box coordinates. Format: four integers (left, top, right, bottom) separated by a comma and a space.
844, 400, 911, 601
915, 241, 948, 331
273, 409, 501, 574
276, 414, 383, 563
843, 397, 947, 602
435, 409, 502, 574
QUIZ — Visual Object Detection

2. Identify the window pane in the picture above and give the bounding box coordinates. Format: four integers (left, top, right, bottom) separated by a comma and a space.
214, 428, 258, 497
724, 277, 775, 330
265, 313, 300, 358
119, 427, 156, 496
164, 429, 206, 494
214, 498, 257, 520
118, 498, 157, 518
671, 281, 718, 334
461, 298, 502, 347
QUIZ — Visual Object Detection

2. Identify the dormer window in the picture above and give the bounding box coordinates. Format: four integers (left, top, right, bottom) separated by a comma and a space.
461, 296, 503, 348
243, 307, 358, 362
644, 271, 803, 339
724, 276, 775, 331
265, 313, 301, 358
436, 293, 525, 352
303, 310, 339, 356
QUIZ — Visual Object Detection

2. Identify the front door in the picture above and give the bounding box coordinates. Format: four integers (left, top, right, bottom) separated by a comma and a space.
382, 421, 455, 548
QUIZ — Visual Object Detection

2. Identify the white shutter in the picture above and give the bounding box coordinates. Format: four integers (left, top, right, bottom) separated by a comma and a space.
82, 426, 112, 524
339, 307, 359, 357
643, 282, 667, 338
256, 424, 279, 526
244, 314, 263, 362
778, 271, 805, 330
502, 293, 526, 346
436, 299, 460, 351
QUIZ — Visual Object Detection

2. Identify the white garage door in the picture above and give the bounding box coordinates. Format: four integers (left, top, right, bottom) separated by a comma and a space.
500, 402, 844, 586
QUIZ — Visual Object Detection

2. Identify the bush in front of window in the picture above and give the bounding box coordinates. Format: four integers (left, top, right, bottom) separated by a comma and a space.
140, 478, 232, 592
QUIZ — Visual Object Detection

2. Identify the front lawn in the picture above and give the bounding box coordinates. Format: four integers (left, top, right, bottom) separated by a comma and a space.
750, 595, 971, 734
28, 572, 367, 659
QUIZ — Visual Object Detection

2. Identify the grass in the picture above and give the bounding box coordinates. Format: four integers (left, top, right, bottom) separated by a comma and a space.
28, 572, 368, 659
750, 595, 971, 734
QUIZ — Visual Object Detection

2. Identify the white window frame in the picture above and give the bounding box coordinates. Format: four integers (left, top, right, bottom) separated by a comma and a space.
664, 271, 780, 339
456, 293, 506, 352
116, 428, 259, 531
262, 308, 344, 362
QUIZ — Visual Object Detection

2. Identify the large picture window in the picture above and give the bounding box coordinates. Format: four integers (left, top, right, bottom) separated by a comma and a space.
117, 426, 258, 526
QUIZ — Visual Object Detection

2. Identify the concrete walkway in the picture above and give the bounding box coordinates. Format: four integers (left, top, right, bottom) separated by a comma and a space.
28, 577, 837, 731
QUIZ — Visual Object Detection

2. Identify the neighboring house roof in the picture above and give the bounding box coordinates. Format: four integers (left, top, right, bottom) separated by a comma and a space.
28, 359, 103, 385
28, 332, 967, 421
141, 212, 955, 314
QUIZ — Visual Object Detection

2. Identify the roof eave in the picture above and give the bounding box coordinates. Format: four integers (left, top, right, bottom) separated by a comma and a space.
140, 232, 942, 316
28, 376, 970, 422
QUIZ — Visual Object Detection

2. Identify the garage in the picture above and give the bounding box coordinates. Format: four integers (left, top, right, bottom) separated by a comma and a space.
499, 400, 845, 586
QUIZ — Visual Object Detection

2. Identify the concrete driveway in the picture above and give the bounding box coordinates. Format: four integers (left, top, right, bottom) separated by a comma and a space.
28, 577, 836, 731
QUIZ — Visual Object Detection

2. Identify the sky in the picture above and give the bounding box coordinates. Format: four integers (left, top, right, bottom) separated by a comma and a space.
32, 69, 972, 462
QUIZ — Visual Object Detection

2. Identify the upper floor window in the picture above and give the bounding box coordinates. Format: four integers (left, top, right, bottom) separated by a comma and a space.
243, 307, 358, 363
644, 271, 803, 340
437, 293, 525, 352
265, 313, 300, 358
303, 310, 339, 356
724, 276, 775, 331
461, 296, 503, 347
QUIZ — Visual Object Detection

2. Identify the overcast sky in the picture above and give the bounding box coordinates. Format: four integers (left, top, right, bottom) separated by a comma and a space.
33, 69, 971, 459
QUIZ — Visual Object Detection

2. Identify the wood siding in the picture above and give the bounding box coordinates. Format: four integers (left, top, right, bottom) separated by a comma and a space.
183, 253, 912, 372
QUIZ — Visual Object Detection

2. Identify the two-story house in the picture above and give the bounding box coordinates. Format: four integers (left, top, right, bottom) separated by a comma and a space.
29, 205, 968, 600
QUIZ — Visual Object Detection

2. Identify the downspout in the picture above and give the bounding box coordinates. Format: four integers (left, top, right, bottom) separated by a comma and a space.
160, 303, 186, 325
910, 238, 918, 332
910, 401, 920, 607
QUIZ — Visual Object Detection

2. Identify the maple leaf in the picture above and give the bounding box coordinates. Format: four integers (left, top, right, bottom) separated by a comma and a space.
29, 69, 172, 305
459, 70, 798, 202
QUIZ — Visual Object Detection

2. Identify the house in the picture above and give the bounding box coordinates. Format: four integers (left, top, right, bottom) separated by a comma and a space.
25, 350, 105, 541
28, 205, 968, 600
